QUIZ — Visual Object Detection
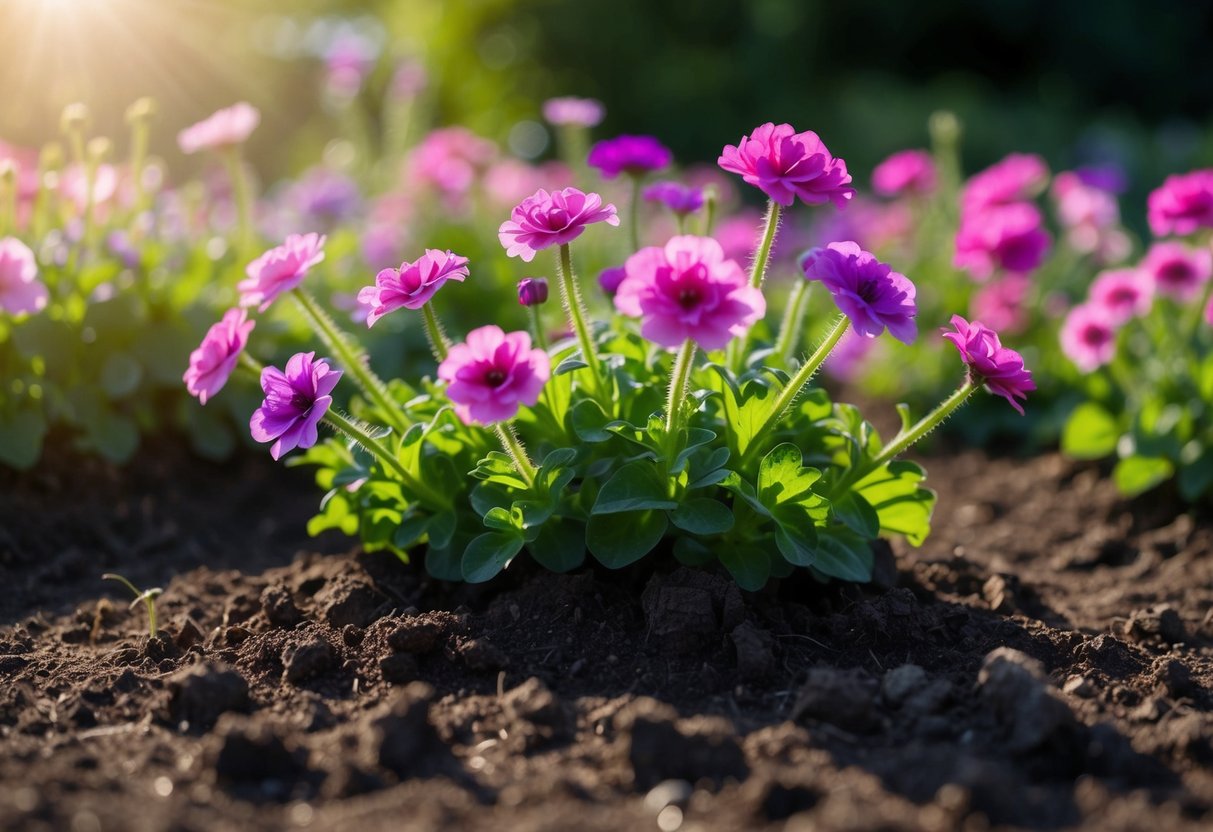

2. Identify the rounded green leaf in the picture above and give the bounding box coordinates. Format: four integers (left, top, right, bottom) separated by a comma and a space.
462, 532, 525, 583
1062, 402, 1120, 461
587, 509, 667, 568
0, 407, 47, 469
592, 461, 677, 515
668, 497, 734, 535
1113, 455, 1174, 497
527, 519, 587, 573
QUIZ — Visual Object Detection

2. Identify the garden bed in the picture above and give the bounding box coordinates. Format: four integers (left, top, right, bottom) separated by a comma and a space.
1, 444, 1211, 831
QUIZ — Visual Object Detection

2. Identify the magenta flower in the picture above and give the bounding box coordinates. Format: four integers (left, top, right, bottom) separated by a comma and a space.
961, 153, 1049, 212
0, 237, 48, 316
438, 326, 550, 425
970, 275, 1029, 335
1059, 303, 1118, 373
1089, 268, 1153, 324
614, 235, 765, 351
954, 202, 1051, 281
498, 187, 619, 262
643, 181, 705, 216
356, 249, 469, 327
598, 265, 627, 296
587, 135, 672, 179
543, 97, 605, 127
872, 149, 937, 198
238, 233, 327, 311
249, 352, 341, 460
801, 241, 917, 344
183, 308, 255, 405
1147, 169, 1213, 237
517, 278, 549, 307
1139, 241, 1213, 301
942, 315, 1035, 414
718, 123, 854, 208
177, 103, 260, 155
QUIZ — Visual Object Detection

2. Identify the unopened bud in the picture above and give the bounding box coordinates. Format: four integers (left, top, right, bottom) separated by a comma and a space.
39, 142, 64, 171
598, 266, 626, 297
929, 111, 962, 146
86, 137, 113, 163
125, 97, 156, 125
60, 103, 90, 135
517, 277, 549, 307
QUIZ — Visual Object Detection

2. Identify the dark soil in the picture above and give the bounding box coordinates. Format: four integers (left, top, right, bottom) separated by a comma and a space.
2, 443, 1213, 831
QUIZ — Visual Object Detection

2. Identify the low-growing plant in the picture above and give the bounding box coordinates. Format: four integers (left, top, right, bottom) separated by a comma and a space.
188, 121, 1035, 588
102, 572, 162, 638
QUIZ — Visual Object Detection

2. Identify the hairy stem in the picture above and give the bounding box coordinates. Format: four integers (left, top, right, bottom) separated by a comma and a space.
324, 408, 450, 509
664, 338, 697, 438
555, 243, 608, 403
421, 302, 451, 363
772, 279, 811, 368
493, 422, 537, 487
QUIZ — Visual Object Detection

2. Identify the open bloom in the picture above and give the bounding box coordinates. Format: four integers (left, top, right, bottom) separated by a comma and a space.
643, 181, 705, 216
942, 315, 1035, 414
587, 135, 672, 179
1059, 303, 1118, 372
498, 187, 618, 262
357, 249, 469, 326
249, 352, 341, 460
872, 149, 937, 197
543, 97, 605, 127
238, 233, 326, 311
1051, 171, 1128, 261
801, 241, 917, 344
0, 237, 48, 316
1089, 268, 1153, 324
184, 308, 255, 405
1139, 241, 1213, 301
438, 326, 550, 425
405, 127, 497, 205
177, 103, 260, 154
961, 153, 1049, 212
970, 274, 1029, 334
954, 202, 1051, 280
718, 123, 854, 208
614, 235, 765, 351
1147, 169, 1213, 237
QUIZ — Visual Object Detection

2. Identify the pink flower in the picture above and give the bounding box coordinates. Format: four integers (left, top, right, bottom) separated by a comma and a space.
800, 242, 917, 344
1089, 268, 1152, 324
954, 202, 1051, 281
405, 127, 497, 203
1051, 171, 1127, 261
389, 59, 428, 101
614, 235, 765, 351
239, 233, 326, 311
1147, 169, 1213, 237
184, 308, 255, 405
356, 249, 469, 327
872, 149, 937, 197
718, 122, 854, 208
249, 352, 341, 460
483, 159, 574, 208
1059, 304, 1117, 373
543, 97, 605, 127
0, 237, 47, 316
1139, 241, 1213, 301
970, 275, 1029, 334
942, 315, 1035, 414
587, 135, 672, 179
961, 153, 1049, 212
177, 103, 260, 154
438, 326, 550, 425
499, 187, 619, 262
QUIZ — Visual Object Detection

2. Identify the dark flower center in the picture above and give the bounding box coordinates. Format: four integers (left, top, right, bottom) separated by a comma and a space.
290, 392, 313, 411
1159, 262, 1193, 286
677, 286, 702, 309
1109, 287, 1136, 304
857, 279, 879, 303
1081, 325, 1111, 347
484, 368, 507, 387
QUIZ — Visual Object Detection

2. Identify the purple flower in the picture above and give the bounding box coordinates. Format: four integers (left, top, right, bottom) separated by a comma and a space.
1089, 268, 1152, 324
1139, 241, 1213, 301
0, 237, 48, 316
517, 278, 549, 307
238, 233, 327, 311
286, 167, 362, 226
1059, 303, 1118, 373
642, 181, 705, 216
961, 153, 1049, 212
357, 249, 469, 327
800, 241, 917, 344
1076, 164, 1128, 194
438, 326, 550, 425
954, 203, 1051, 281
543, 97, 605, 127
942, 315, 1035, 414
1148, 170, 1213, 237
184, 308, 255, 405
614, 235, 766, 351
871, 149, 936, 197
598, 265, 627, 296
177, 103, 260, 155
498, 187, 619, 262
718, 122, 854, 208
587, 135, 672, 179
249, 352, 341, 460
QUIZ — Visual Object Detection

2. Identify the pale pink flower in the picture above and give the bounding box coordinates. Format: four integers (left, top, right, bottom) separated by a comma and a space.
183, 308, 255, 404
961, 153, 1049, 212
238, 233, 327, 311
178, 103, 260, 154
1139, 241, 1213, 301
438, 325, 550, 425
542, 97, 605, 127
1059, 303, 1118, 373
0, 238, 48, 316
1089, 268, 1153, 324
405, 127, 497, 204
872, 149, 936, 197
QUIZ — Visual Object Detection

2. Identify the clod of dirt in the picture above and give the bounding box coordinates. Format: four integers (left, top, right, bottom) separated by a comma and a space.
1076, 634, 1143, 676
983, 574, 1021, 613
792, 666, 881, 733
316, 578, 384, 628
144, 633, 182, 662
1151, 657, 1198, 700
503, 677, 573, 750
1124, 605, 1187, 646
174, 617, 204, 650
1156, 713, 1213, 763
379, 652, 419, 685
210, 714, 311, 798
454, 637, 508, 671
730, 621, 775, 681
977, 648, 1080, 753
165, 662, 249, 731
619, 697, 748, 789
386, 614, 450, 654
260, 585, 303, 628
282, 635, 335, 685
371, 682, 451, 779
743, 775, 822, 821
641, 568, 743, 655
1063, 675, 1098, 699
881, 664, 928, 707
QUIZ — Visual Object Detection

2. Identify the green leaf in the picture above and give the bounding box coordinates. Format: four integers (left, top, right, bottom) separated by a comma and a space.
772, 515, 818, 566
87, 410, 140, 463
0, 407, 47, 469
462, 532, 525, 583
758, 443, 822, 505
814, 528, 874, 582
831, 491, 880, 539
425, 540, 466, 581
672, 537, 715, 566
393, 513, 432, 550
717, 544, 770, 591
1062, 402, 1120, 460
1113, 455, 1174, 497
427, 510, 457, 550
471, 451, 531, 490
1179, 446, 1213, 501
668, 497, 734, 535
100, 352, 143, 399
854, 460, 936, 546
554, 355, 589, 376
571, 398, 613, 442
591, 461, 677, 514
586, 509, 667, 568
527, 518, 586, 573
483, 506, 522, 532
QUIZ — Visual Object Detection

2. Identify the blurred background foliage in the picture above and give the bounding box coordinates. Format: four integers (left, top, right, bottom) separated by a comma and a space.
3, 0, 1212, 232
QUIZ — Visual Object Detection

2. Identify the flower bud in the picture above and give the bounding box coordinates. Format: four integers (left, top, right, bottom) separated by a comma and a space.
598, 265, 626, 297
39, 142, 64, 171
517, 277, 549, 307
60, 103, 90, 135
929, 110, 961, 146
125, 97, 157, 125
86, 137, 112, 164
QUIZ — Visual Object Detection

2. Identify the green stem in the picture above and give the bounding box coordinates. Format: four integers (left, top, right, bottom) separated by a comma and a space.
527, 305, 549, 352
1185, 280, 1213, 344
292, 288, 406, 432
664, 339, 697, 438
493, 422, 537, 487
222, 145, 254, 254
700, 186, 718, 236
772, 279, 811, 368
555, 243, 608, 402
421, 302, 451, 362
324, 408, 450, 509
239, 351, 265, 376
628, 174, 643, 252
748, 200, 782, 289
